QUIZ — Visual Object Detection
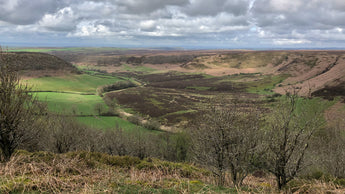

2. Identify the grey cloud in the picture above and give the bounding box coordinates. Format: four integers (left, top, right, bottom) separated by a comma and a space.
215, 13, 249, 26
252, 0, 345, 30
0, 0, 60, 24
184, 0, 251, 16
115, 0, 188, 14
250, 0, 345, 46
328, 0, 345, 12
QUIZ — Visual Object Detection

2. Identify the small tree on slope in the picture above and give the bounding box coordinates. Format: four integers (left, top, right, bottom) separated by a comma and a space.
0, 50, 44, 161
189, 98, 261, 187
261, 90, 325, 189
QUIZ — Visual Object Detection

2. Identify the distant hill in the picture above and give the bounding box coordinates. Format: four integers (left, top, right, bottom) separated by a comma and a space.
15, 48, 344, 99
1, 52, 78, 77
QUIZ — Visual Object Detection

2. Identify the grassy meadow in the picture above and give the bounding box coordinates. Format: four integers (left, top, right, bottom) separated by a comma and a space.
26, 74, 123, 93
76, 116, 153, 132
25, 72, 152, 132
35, 92, 107, 115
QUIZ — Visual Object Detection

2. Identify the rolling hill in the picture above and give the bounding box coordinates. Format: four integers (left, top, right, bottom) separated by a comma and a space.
1, 52, 78, 77
46, 49, 345, 99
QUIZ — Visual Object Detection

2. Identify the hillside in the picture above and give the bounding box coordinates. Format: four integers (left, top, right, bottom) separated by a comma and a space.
1, 52, 78, 77
47, 49, 345, 99
6, 48, 345, 121
312, 78, 345, 101
270, 51, 345, 97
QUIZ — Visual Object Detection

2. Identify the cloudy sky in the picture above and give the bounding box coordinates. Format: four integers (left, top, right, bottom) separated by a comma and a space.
1, 0, 345, 49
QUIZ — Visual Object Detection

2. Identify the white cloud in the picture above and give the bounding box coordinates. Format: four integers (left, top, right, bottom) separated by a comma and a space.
140, 20, 156, 31
68, 21, 113, 37
39, 7, 77, 31
273, 38, 311, 45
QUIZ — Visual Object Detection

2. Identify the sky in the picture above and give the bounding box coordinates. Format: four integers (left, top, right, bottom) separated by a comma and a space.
0, 0, 345, 49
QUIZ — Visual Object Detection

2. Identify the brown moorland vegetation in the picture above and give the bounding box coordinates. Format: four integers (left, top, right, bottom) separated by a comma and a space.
52, 49, 345, 99
2, 52, 78, 77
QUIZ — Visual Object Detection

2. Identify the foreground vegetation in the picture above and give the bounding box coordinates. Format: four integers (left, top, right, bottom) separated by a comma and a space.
1, 150, 345, 193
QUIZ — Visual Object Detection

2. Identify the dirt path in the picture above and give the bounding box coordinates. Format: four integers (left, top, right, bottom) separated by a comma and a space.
117, 107, 174, 132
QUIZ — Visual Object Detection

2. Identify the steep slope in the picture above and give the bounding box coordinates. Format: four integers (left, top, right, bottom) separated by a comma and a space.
272, 51, 345, 96
183, 50, 345, 98
312, 78, 345, 101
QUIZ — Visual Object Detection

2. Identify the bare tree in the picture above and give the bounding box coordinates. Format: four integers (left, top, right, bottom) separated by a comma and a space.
94, 103, 106, 116
189, 98, 261, 186
99, 127, 129, 156
0, 51, 45, 161
48, 116, 86, 153
261, 90, 325, 189
129, 129, 150, 159
158, 132, 190, 162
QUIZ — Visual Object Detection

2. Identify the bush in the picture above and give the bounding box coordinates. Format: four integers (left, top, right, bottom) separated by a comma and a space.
97, 80, 136, 96
143, 119, 161, 131
127, 115, 142, 125
334, 179, 345, 187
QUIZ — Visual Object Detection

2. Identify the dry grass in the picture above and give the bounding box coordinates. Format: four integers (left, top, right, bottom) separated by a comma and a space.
0, 151, 213, 193
1, 150, 344, 193
0, 152, 98, 193
285, 179, 345, 194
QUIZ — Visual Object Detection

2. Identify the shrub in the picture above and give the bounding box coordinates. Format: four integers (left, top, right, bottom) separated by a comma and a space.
127, 115, 142, 125
97, 80, 136, 96
143, 119, 161, 131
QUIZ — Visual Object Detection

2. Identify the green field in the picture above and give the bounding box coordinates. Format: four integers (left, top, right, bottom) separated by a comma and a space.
35, 92, 107, 115
35, 90, 156, 132
76, 116, 156, 132
25, 72, 154, 132
246, 74, 289, 94
26, 74, 123, 93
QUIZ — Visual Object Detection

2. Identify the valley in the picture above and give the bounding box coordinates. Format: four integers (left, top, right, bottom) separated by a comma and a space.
16, 48, 345, 131
1, 48, 345, 193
